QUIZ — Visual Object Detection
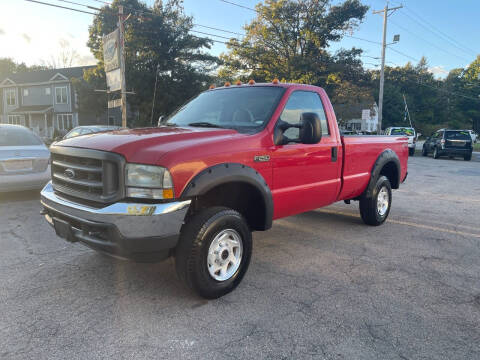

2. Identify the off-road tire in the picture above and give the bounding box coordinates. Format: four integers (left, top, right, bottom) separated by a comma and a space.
359, 176, 392, 226
422, 146, 428, 156
175, 206, 252, 299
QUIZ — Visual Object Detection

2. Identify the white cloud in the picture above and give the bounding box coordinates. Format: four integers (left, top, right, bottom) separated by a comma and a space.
21, 33, 31, 43
428, 65, 449, 77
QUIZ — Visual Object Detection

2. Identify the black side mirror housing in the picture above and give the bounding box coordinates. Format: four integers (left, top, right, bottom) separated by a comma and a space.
299, 112, 322, 144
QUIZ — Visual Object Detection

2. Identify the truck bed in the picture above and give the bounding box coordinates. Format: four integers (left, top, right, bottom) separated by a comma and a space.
337, 135, 409, 201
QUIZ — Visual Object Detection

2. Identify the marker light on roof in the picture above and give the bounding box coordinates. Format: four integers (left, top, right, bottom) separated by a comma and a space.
209, 84, 215, 89
272, 78, 279, 84
235, 80, 242, 85
248, 79, 255, 85
224, 82, 231, 87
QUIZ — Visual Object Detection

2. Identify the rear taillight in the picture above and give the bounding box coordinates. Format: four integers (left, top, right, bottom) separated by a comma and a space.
441, 139, 445, 144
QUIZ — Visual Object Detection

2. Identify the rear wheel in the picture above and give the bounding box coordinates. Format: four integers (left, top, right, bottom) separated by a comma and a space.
359, 176, 392, 226
422, 146, 428, 156
175, 206, 252, 299
433, 147, 440, 159
464, 153, 472, 161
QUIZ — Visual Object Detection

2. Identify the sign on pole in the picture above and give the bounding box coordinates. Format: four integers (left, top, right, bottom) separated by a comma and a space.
103, 29, 120, 72
108, 98, 122, 109
103, 29, 122, 91
105, 68, 121, 92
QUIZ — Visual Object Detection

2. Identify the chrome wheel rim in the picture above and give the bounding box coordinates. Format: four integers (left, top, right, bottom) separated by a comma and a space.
377, 186, 389, 216
207, 229, 243, 281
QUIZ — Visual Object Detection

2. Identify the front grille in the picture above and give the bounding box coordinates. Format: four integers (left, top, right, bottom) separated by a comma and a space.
50, 146, 125, 204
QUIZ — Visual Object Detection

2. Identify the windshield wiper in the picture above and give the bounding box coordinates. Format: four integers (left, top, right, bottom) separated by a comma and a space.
187, 122, 223, 128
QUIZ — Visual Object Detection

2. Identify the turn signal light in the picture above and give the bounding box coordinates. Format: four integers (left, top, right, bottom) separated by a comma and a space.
248, 79, 255, 85
224, 82, 231, 87
162, 189, 174, 199
235, 80, 242, 85
272, 78, 279, 84
209, 84, 215, 89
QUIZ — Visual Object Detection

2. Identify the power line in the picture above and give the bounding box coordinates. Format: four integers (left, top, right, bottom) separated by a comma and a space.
402, 78, 480, 102
190, 30, 238, 41
403, 6, 477, 57
387, 47, 421, 63
25, 0, 97, 15
390, 18, 471, 63
193, 24, 244, 37
218, 0, 256, 12
54, 0, 100, 11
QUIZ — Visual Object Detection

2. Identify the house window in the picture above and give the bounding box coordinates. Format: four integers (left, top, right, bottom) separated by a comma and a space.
46, 87, 51, 95
5, 88, 16, 106
55, 86, 68, 104
56, 114, 73, 131
7, 115, 25, 125
23, 89, 29, 96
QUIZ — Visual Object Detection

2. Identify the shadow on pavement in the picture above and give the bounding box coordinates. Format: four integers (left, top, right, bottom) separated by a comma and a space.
0, 189, 41, 203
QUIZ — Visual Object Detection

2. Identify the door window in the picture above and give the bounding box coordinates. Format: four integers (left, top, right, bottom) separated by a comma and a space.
278, 91, 329, 141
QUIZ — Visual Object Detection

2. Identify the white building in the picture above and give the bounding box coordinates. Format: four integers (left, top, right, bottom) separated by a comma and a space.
344, 103, 378, 133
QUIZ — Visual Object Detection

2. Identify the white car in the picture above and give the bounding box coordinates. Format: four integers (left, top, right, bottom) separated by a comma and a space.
466, 130, 477, 143
385, 127, 416, 156
0, 124, 50, 192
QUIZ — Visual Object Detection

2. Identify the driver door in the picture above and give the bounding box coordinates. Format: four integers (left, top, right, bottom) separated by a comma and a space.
271, 90, 341, 219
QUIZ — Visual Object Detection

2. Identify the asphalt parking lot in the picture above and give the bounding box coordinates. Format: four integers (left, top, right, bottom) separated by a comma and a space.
1, 155, 480, 360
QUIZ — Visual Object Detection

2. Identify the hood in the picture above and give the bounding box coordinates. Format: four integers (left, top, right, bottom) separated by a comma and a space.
54, 126, 240, 163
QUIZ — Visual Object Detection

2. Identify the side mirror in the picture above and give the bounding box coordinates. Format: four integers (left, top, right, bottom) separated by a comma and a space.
299, 112, 322, 144
157, 115, 165, 127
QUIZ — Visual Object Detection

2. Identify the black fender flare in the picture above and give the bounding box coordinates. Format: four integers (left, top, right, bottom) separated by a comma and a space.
364, 149, 401, 198
181, 163, 274, 230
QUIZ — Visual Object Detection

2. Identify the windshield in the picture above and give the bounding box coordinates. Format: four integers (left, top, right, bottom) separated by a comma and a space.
64, 128, 86, 139
445, 131, 471, 140
0, 126, 43, 146
390, 128, 415, 136
166, 87, 285, 132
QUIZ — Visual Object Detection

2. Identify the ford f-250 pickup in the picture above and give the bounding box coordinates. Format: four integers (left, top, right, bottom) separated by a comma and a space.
40, 81, 408, 299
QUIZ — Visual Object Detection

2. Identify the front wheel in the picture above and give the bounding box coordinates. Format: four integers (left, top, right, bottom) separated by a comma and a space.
175, 206, 252, 299
422, 146, 428, 156
359, 176, 392, 226
464, 153, 472, 161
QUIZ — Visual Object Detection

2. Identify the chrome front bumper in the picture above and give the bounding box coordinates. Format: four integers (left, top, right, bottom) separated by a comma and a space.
40, 182, 191, 260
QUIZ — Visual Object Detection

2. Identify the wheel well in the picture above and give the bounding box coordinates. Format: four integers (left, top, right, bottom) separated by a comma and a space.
189, 182, 267, 231
379, 161, 399, 189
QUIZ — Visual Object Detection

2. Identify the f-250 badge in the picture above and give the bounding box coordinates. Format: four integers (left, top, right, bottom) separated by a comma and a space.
254, 155, 270, 162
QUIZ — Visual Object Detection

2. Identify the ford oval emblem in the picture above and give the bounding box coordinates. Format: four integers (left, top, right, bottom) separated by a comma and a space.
64, 168, 75, 179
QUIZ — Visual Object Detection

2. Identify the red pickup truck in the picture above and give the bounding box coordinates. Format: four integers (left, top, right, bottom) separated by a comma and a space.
41, 82, 408, 298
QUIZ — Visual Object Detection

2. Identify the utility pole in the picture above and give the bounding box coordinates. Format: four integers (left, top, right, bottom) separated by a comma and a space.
373, 2, 402, 134
119, 5, 127, 128
150, 64, 160, 126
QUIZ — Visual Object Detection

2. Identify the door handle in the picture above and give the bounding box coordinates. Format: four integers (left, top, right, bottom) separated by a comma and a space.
331, 147, 338, 162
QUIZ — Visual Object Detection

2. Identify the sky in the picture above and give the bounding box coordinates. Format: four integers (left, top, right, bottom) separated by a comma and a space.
0, 0, 479, 78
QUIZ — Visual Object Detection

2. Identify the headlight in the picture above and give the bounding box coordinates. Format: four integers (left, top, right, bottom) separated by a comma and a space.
125, 164, 174, 199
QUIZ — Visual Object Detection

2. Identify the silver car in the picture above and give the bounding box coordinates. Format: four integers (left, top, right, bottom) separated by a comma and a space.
0, 124, 50, 192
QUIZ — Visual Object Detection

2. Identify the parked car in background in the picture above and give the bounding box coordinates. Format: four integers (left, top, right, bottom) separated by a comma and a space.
62, 125, 122, 140
385, 127, 416, 156
0, 124, 50, 192
422, 129, 473, 161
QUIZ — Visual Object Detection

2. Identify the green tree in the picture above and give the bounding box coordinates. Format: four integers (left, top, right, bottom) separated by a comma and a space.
219, 0, 368, 84
85, 0, 218, 126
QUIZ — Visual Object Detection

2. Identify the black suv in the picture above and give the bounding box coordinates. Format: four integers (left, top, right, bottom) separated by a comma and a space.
422, 129, 473, 161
